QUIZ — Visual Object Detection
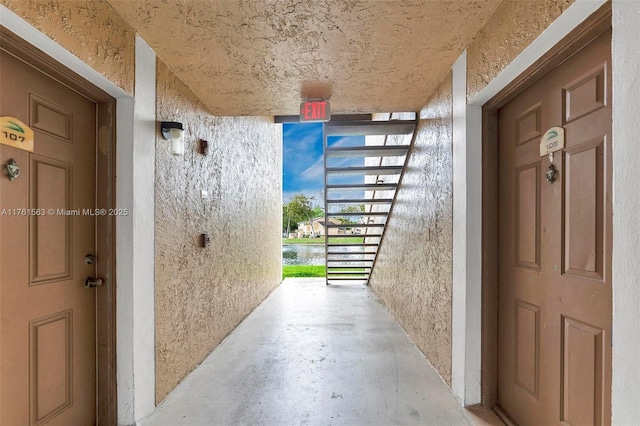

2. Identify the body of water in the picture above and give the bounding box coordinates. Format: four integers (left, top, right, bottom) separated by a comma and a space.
282, 244, 372, 265
282, 244, 325, 265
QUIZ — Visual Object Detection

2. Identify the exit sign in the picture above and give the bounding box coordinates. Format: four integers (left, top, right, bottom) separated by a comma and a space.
300, 100, 331, 122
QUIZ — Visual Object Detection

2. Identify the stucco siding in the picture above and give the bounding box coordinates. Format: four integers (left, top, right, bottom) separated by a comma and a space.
106, 0, 500, 116
1, 0, 135, 96
155, 60, 282, 402
368, 0, 583, 389
467, 0, 576, 101
369, 74, 454, 385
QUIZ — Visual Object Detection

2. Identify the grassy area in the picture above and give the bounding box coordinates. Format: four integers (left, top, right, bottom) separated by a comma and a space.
283, 265, 326, 277
328, 237, 365, 244
282, 265, 367, 278
282, 237, 365, 245
282, 238, 324, 244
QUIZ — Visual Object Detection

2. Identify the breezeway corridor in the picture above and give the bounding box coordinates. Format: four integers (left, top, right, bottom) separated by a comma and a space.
143, 279, 479, 425
3, 2, 640, 424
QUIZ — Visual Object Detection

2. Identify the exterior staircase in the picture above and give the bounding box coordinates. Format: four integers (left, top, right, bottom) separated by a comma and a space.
323, 114, 417, 285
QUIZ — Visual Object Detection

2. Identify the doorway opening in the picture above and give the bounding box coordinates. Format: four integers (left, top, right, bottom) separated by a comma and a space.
277, 114, 416, 285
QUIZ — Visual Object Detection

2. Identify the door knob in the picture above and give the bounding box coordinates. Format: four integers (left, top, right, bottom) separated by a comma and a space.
84, 277, 103, 288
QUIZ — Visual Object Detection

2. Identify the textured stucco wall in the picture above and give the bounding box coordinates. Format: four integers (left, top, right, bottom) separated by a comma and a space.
1, 0, 135, 96
467, 0, 576, 100
107, 0, 500, 115
368, 0, 582, 389
155, 60, 282, 402
612, 2, 640, 421
369, 74, 454, 385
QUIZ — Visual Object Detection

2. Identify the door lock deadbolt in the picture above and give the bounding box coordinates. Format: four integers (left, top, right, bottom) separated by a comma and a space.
546, 164, 557, 184
84, 277, 103, 288
5, 158, 19, 181
84, 254, 96, 265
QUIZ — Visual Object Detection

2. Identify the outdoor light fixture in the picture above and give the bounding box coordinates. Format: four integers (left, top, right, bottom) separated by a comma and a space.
160, 121, 185, 156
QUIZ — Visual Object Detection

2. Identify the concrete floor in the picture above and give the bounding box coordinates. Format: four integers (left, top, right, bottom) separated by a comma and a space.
143, 278, 472, 426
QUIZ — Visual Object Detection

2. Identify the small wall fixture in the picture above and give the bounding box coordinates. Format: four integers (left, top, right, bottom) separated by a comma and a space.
199, 139, 209, 156
161, 121, 185, 156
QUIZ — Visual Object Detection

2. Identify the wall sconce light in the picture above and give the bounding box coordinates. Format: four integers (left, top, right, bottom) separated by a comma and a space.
161, 121, 185, 156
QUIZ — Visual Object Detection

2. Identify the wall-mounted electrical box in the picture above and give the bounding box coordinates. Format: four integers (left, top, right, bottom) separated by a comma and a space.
200, 139, 209, 155
200, 234, 210, 248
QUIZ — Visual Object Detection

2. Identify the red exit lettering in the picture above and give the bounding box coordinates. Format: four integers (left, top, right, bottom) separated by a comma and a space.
299, 101, 331, 122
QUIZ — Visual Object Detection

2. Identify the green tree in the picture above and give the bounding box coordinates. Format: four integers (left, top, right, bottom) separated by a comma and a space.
312, 206, 324, 218
284, 194, 316, 237
338, 204, 365, 224
341, 204, 365, 214
282, 204, 300, 235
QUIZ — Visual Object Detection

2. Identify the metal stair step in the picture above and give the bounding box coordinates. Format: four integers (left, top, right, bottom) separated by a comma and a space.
327, 262, 373, 266
327, 272, 369, 278
325, 120, 416, 136
326, 198, 393, 205
325, 165, 403, 176
327, 265, 371, 274
327, 258, 374, 262
327, 253, 375, 262
327, 267, 372, 270
327, 258, 376, 262
328, 266, 374, 269
325, 145, 410, 158
327, 256, 377, 259
327, 277, 368, 281
327, 223, 383, 228
327, 255, 375, 259
327, 251, 377, 255
327, 183, 397, 191
328, 234, 382, 238
326, 212, 388, 217
327, 243, 379, 247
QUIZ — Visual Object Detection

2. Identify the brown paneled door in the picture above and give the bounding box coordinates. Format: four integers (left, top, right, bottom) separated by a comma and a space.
1, 49, 98, 423
497, 30, 612, 425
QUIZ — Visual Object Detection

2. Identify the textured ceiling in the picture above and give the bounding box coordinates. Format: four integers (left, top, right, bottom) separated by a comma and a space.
106, 0, 501, 116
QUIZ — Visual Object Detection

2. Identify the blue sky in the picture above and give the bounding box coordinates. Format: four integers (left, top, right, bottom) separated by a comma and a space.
283, 123, 364, 204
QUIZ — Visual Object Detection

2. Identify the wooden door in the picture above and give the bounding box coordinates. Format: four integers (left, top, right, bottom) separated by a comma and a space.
1, 47, 98, 424
497, 30, 612, 425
